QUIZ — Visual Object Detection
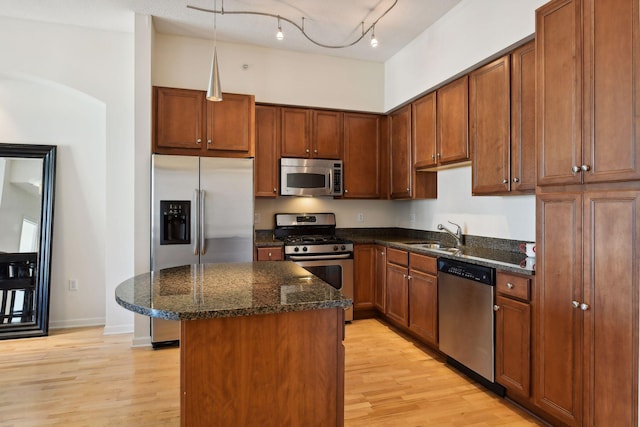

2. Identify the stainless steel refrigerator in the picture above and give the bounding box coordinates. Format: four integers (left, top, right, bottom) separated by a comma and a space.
151, 154, 254, 346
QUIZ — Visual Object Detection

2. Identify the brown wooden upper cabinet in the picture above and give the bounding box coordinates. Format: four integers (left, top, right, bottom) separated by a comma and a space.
390, 105, 437, 200
280, 107, 343, 159
343, 112, 384, 198
470, 55, 512, 194
437, 75, 470, 165
254, 105, 280, 197
471, 42, 535, 195
537, 0, 640, 186
389, 105, 412, 199
153, 86, 255, 158
412, 92, 437, 169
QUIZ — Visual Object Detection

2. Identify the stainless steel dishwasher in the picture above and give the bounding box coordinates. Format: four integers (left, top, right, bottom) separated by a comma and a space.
438, 258, 502, 393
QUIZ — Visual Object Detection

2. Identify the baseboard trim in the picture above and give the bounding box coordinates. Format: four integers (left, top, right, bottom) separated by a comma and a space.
103, 324, 134, 335
49, 317, 105, 330
132, 336, 152, 347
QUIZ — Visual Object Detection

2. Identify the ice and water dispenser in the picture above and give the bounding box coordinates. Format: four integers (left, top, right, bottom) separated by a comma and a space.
160, 200, 190, 245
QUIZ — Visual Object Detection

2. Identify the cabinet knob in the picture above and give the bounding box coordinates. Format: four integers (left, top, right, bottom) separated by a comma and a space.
196, 138, 202, 144
580, 303, 590, 311
406, 187, 410, 192
380, 251, 385, 256
314, 149, 318, 154
513, 177, 520, 183
493, 305, 500, 311
581, 164, 591, 172
432, 154, 436, 160
268, 252, 272, 258
207, 139, 212, 145
502, 179, 508, 184
273, 188, 277, 193
437, 153, 441, 158
571, 165, 581, 173
305, 148, 310, 153
344, 189, 348, 193
571, 300, 580, 309
507, 282, 514, 289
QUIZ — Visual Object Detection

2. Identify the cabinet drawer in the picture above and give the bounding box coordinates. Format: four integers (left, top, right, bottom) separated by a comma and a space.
409, 253, 437, 275
496, 271, 530, 301
256, 247, 284, 261
387, 248, 408, 267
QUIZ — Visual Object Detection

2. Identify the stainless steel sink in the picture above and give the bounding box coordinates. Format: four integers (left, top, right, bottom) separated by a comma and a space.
407, 242, 459, 253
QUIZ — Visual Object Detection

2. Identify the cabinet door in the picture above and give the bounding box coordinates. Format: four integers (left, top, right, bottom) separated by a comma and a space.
353, 245, 376, 314
374, 246, 387, 312
536, 0, 583, 186
254, 105, 280, 197
470, 56, 511, 194
386, 263, 408, 327
412, 92, 437, 169
281, 108, 311, 157
389, 105, 412, 199
206, 93, 255, 156
510, 40, 536, 192
582, 0, 640, 183
408, 270, 438, 346
312, 110, 342, 159
343, 113, 381, 198
153, 87, 205, 152
495, 295, 531, 398
255, 247, 283, 261
582, 190, 639, 426
535, 192, 583, 426
437, 75, 470, 164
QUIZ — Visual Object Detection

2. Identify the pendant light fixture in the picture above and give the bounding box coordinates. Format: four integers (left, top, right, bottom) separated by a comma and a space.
206, 0, 222, 102
276, 16, 284, 41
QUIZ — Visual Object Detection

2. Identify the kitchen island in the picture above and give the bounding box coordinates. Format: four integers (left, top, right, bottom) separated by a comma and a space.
115, 261, 352, 427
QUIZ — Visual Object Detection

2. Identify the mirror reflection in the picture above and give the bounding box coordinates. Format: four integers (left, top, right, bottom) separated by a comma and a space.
0, 144, 56, 338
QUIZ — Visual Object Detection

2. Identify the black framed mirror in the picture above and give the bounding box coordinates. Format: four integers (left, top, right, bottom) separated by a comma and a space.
0, 143, 56, 339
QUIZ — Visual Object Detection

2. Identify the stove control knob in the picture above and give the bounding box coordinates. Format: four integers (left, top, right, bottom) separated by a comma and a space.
341, 245, 346, 251
302, 246, 308, 252
294, 247, 300, 252
333, 245, 339, 251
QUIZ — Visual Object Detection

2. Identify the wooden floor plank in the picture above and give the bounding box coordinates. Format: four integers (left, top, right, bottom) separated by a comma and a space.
0, 318, 543, 426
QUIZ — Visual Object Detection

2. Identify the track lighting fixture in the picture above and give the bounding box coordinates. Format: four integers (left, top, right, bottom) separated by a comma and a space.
188, 0, 397, 50
370, 25, 378, 48
276, 16, 284, 41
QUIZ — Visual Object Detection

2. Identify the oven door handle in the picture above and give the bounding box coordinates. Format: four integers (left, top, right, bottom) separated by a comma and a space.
289, 253, 352, 261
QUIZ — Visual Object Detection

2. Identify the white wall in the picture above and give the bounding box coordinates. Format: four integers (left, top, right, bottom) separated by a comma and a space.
153, 33, 385, 112
0, 16, 134, 331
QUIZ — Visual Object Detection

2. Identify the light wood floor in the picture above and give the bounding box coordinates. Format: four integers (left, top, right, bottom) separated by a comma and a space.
0, 318, 544, 426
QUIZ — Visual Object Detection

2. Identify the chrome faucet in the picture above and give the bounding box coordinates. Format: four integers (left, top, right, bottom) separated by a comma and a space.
438, 221, 464, 247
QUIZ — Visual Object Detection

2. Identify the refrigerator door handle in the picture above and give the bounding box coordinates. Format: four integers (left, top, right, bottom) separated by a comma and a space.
200, 189, 206, 255
193, 189, 200, 255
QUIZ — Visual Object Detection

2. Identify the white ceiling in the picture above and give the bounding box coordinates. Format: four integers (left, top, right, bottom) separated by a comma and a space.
0, 0, 462, 62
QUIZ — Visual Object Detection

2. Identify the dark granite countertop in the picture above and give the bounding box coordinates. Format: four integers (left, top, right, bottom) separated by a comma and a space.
115, 262, 352, 321
255, 228, 535, 275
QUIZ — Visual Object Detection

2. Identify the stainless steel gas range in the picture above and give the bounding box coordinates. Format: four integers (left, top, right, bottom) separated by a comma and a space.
274, 213, 353, 321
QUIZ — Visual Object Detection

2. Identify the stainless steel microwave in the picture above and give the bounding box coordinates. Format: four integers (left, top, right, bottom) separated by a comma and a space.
280, 158, 343, 197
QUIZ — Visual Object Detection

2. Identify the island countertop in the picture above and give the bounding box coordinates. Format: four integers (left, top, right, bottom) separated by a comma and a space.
115, 261, 352, 321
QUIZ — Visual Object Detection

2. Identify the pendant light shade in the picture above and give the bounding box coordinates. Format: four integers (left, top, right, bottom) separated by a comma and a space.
207, 47, 222, 102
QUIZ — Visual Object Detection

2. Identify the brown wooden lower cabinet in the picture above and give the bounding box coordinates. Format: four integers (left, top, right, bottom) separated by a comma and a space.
180, 308, 345, 427
353, 244, 376, 317
373, 245, 387, 313
536, 189, 639, 426
255, 246, 283, 261
385, 261, 409, 327
407, 253, 438, 346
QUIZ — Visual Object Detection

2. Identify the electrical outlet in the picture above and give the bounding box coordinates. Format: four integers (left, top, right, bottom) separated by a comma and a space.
69, 279, 78, 291
357, 213, 365, 222
254, 212, 261, 224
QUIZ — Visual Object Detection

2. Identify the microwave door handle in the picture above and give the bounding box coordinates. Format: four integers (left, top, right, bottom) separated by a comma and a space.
200, 189, 206, 255
193, 189, 200, 255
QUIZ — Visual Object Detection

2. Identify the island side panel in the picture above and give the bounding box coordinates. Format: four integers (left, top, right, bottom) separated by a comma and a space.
180, 308, 345, 427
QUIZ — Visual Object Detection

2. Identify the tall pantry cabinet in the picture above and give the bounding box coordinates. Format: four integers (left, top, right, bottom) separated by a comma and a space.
535, 0, 639, 426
